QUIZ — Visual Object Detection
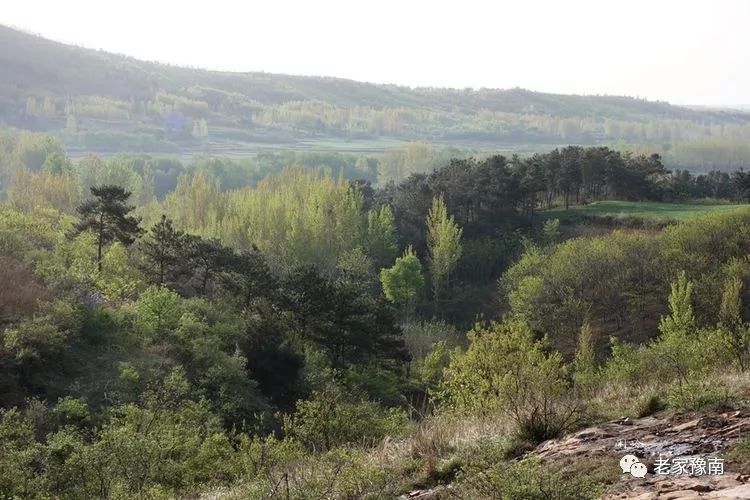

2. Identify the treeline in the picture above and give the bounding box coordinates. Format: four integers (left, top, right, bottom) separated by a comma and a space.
6, 129, 750, 327
15, 84, 750, 160
0, 131, 467, 202
5, 129, 750, 222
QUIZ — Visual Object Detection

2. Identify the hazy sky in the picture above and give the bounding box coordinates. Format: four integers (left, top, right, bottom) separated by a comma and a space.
2, 0, 749, 106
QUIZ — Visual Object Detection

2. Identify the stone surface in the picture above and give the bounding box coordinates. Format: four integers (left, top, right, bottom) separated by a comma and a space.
395, 409, 749, 499
532, 409, 750, 499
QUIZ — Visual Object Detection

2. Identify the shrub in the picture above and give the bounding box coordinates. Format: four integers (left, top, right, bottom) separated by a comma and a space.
134, 285, 183, 337
637, 394, 665, 417
402, 320, 461, 361
344, 365, 404, 406
726, 437, 750, 472
52, 396, 91, 427
572, 322, 598, 395
439, 321, 581, 443
235, 434, 306, 479
0, 408, 48, 498
453, 442, 605, 500
238, 447, 393, 499
418, 341, 454, 390
3, 315, 67, 361
599, 337, 645, 387
283, 387, 409, 451
92, 396, 237, 496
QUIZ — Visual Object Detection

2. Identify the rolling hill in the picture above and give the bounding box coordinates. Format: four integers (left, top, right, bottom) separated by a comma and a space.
2, 24, 750, 164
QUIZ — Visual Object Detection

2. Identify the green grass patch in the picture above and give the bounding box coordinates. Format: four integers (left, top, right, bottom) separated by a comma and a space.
541, 200, 749, 223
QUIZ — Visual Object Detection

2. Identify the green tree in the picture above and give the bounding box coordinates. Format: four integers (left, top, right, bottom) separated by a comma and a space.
440, 321, 578, 442
185, 235, 234, 295
658, 271, 695, 336
650, 272, 712, 408
135, 285, 183, 337
366, 205, 398, 268
141, 215, 185, 286
70, 185, 142, 272
426, 195, 462, 309
379, 246, 424, 320
718, 261, 750, 371
41, 152, 73, 175
572, 322, 597, 393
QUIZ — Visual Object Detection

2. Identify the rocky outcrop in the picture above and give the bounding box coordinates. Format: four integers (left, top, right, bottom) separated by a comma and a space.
535, 410, 750, 499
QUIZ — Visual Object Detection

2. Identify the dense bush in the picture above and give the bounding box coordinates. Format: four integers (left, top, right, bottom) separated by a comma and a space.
439, 321, 581, 442
502, 208, 750, 354
283, 387, 409, 451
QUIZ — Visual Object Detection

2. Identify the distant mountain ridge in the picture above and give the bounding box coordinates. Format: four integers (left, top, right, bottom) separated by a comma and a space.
2, 24, 750, 156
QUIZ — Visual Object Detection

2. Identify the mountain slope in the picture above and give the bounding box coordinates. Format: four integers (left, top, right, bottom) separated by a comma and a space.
2, 24, 750, 155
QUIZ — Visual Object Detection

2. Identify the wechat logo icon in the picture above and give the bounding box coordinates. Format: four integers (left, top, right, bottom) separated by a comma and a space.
620, 454, 647, 478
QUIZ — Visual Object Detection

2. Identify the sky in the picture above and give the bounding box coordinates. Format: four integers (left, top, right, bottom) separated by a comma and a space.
2, 0, 749, 106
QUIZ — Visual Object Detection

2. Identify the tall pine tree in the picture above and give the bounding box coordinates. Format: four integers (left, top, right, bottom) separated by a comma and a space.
141, 215, 186, 286
71, 185, 142, 272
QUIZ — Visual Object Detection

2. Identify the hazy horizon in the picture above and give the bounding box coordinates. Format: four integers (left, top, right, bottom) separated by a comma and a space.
2, 0, 749, 107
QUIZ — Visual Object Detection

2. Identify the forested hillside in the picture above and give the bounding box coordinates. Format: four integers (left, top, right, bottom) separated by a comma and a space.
3, 125, 750, 497
3, 24, 750, 171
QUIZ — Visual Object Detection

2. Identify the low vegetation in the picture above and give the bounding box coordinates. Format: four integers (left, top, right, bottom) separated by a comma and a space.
543, 199, 747, 223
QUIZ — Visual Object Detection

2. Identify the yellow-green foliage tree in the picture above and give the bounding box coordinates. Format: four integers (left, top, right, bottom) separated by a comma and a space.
717, 259, 750, 371
500, 209, 750, 354
164, 167, 367, 274
7, 169, 81, 214
426, 195, 462, 307
163, 170, 225, 234
379, 246, 425, 320
377, 142, 434, 185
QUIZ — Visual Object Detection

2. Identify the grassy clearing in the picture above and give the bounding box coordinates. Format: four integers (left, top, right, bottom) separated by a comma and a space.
541, 200, 749, 223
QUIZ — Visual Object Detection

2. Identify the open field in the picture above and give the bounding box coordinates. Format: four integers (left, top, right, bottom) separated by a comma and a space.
542, 200, 750, 222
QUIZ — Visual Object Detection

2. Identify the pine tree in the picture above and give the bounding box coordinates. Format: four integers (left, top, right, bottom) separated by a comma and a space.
141, 215, 185, 286
70, 185, 142, 272
185, 235, 234, 295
